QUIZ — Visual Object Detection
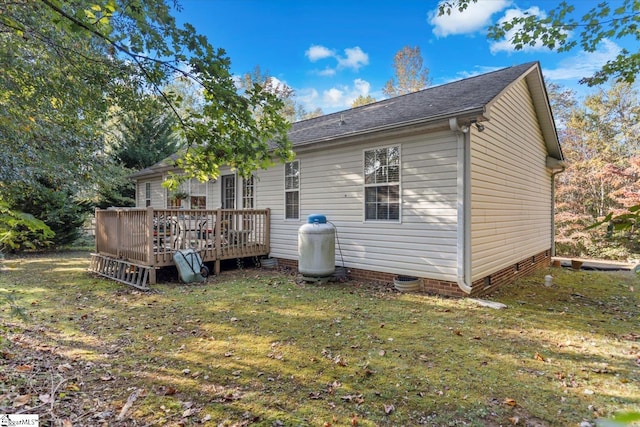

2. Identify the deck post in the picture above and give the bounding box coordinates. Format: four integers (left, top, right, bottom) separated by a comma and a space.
265, 208, 271, 255
116, 209, 123, 258
214, 208, 222, 275
146, 206, 154, 266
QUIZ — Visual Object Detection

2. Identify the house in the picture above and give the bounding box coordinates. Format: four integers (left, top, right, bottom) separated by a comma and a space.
129, 61, 564, 296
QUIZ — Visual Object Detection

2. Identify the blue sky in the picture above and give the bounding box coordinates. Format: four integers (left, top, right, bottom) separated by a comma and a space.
175, 0, 633, 114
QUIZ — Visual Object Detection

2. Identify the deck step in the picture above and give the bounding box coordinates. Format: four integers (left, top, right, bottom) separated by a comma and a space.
89, 254, 152, 290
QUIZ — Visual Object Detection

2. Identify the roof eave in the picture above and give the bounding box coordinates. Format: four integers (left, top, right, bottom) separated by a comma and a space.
291, 107, 487, 149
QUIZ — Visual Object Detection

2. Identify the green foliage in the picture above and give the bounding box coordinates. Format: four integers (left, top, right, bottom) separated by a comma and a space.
439, 0, 640, 86
113, 97, 182, 171
1, 0, 293, 192
0, 200, 54, 252
351, 94, 377, 108
1, 292, 28, 322
598, 411, 640, 426
7, 179, 90, 248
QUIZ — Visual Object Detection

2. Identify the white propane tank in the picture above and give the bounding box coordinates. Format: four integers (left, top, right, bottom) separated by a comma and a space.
298, 214, 335, 278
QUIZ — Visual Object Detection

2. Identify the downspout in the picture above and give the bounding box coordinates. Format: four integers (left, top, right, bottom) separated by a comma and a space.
450, 118, 473, 294
546, 156, 566, 256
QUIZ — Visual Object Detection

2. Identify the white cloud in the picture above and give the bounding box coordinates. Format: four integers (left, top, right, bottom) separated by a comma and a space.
306, 45, 335, 61
489, 6, 555, 54
305, 44, 369, 74
429, 0, 511, 37
337, 46, 369, 71
543, 39, 622, 81
318, 67, 336, 77
296, 87, 320, 106
353, 78, 370, 95
323, 88, 345, 107
296, 79, 374, 113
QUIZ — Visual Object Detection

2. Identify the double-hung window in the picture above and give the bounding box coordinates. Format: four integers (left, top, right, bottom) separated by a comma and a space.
144, 182, 151, 207
284, 160, 299, 220
364, 146, 400, 221
189, 179, 207, 209
242, 175, 255, 209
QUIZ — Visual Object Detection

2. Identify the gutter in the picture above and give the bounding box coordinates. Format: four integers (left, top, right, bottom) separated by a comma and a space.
546, 156, 566, 256
450, 118, 473, 294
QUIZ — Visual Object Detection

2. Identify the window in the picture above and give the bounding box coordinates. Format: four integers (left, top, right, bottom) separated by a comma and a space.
243, 175, 255, 209
190, 179, 207, 209
364, 146, 400, 221
144, 183, 151, 207
221, 175, 235, 209
166, 178, 208, 209
284, 161, 299, 220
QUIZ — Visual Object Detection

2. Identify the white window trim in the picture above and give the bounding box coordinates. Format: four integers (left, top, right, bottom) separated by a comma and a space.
144, 182, 152, 207
284, 160, 300, 221
242, 175, 256, 209
363, 145, 402, 223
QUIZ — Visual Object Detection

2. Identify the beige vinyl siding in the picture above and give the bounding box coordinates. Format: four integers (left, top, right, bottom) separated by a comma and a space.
470, 78, 552, 281
258, 130, 460, 281
136, 177, 166, 208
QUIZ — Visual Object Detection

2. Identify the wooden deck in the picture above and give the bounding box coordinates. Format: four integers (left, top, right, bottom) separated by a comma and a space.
93, 207, 270, 285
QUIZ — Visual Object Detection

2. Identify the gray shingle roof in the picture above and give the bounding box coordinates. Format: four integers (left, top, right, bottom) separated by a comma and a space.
132, 61, 559, 179
288, 62, 539, 146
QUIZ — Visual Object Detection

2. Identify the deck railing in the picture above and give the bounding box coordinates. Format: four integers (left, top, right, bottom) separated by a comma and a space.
95, 207, 271, 272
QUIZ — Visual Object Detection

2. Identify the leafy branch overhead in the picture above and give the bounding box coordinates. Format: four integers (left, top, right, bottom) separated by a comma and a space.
439, 0, 640, 86
0, 0, 293, 189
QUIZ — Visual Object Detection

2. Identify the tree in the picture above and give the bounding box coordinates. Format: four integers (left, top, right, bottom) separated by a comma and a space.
238, 65, 299, 123
438, 0, 640, 86
113, 97, 182, 171
96, 95, 184, 208
351, 95, 377, 108
0, 0, 293, 190
554, 82, 640, 258
383, 46, 431, 97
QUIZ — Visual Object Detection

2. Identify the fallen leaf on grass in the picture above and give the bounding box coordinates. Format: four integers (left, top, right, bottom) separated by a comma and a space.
182, 407, 197, 418
509, 416, 520, 424
66, 383, 80, 392
14, 394, 32, 407
15, 364, 33, 372
57, 363, 73, 372
333, 355, 347, 366
39, 393, 52, 404
341, 394, 364, 404
157, 386, 177, 396
534, 352, 545, 362
383, 403, 395, 414
621, 333, 640, 341
503, 398, 517, 406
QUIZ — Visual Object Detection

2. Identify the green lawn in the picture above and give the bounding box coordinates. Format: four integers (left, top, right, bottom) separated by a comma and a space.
1, 251, 639, 426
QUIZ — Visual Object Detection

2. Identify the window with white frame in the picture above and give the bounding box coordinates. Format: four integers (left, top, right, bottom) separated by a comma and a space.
284, 161, 299, 220
189, 179, 207, 209
364, 146, 400, 221
243, 175, 255, 209
144, 182, 151, 207
167, 178, 208, 209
